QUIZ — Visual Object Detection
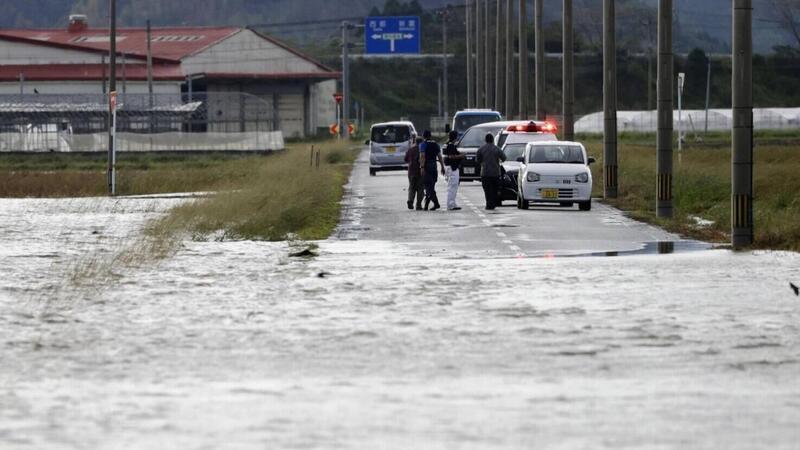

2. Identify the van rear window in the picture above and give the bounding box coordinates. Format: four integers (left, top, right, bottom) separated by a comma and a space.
371, 126, 411, 144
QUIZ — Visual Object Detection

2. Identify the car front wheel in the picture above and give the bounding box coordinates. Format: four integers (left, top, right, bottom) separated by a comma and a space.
369, 169, 376, 176
579, 200, 591, 211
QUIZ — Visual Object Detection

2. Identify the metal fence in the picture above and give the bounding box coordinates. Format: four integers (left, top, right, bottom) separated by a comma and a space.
0, 92, 287, 152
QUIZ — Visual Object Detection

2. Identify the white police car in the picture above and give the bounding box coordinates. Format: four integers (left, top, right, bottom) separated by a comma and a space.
516, 141, 596, 211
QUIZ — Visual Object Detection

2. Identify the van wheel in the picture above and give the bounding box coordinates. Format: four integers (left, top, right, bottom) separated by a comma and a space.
518, 196, 529, 210
369, 169, 376, 176
579, 200, 591, 211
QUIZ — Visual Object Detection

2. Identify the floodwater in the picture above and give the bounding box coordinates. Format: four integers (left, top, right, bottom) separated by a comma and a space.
1, 196, 799, 449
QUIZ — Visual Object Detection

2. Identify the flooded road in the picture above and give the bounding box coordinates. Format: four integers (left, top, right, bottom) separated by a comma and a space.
1, 155, 799, 448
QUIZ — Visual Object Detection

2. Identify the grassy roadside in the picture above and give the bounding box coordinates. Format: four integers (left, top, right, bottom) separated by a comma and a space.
580, 132, 800, 251
150, 142, 357, 241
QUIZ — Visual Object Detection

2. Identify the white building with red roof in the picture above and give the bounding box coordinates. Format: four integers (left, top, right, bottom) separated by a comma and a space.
0, 15, 340, 138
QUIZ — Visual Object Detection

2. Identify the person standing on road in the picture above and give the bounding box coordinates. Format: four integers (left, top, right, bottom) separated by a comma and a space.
476, 133, 506, 210
442, 130, 464, 211
404, 134, 424, 210
419, 130, 445, 211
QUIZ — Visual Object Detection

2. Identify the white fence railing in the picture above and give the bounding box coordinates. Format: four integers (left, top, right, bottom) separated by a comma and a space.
0, 131, 285, 153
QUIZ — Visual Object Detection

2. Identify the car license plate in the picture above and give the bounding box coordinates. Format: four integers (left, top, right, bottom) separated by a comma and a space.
463, 167, 475, 175
541, 189, 559, 199
385, 146, 396, 153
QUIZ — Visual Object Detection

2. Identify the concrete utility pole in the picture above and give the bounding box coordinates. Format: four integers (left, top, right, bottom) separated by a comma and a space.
519, 0, 529, 118
535, 0, 545, 120
442, 8, 450, 119
732, 0, 753, 247
341, 21, 352, 139
505, 0, 514, 116
476, 0, 484, 107
656, 0, 673, 218
563, 0, 574, 141
146, 19, 153, 132
603, 0, 618, 198
495, 0, 504, 112
704, 57, 712, 135
108, 0, 117, 196
485, 0, 492, 109
466, 0, 473, 108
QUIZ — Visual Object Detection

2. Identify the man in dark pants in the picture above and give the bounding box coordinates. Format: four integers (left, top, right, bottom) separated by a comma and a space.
476, 133, 506, 210
404, 135, 424, 210
419, 130, 445, 211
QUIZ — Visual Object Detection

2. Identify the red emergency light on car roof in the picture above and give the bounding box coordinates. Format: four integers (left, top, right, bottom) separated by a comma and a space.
506, 121, 558, 134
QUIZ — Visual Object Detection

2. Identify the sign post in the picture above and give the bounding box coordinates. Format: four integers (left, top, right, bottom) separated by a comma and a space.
333, 92, 343, 140
365, 16, 421, 54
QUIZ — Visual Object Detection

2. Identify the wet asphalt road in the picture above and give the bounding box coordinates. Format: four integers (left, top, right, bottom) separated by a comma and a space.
340, 149, 700, 257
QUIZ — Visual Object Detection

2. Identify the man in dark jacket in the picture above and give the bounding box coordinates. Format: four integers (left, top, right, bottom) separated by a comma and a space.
404, 134, 424, 210
419, 130, 445, 211
476, 133, 506, 210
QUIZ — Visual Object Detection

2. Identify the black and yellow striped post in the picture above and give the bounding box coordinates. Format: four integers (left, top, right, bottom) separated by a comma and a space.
732, 0, 753, 248
603, 0, 618, 199
656, 0, 673, 217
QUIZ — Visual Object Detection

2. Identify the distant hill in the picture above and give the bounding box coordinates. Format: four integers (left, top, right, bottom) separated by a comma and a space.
0, 0, 793, 54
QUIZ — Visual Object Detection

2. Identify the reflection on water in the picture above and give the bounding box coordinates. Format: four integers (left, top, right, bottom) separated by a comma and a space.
0, 198, 799, 449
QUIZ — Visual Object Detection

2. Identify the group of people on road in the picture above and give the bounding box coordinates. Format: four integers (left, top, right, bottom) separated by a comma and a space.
404, 130, 506, 211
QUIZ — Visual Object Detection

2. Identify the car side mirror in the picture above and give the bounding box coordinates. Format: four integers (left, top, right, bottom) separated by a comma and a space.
588, 157, 596, 165
364, 140, 370, 145
516, 156, 525, 163
445, 123, 451, 133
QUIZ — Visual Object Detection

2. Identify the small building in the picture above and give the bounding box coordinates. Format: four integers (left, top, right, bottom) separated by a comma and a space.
0, 15, 340, 138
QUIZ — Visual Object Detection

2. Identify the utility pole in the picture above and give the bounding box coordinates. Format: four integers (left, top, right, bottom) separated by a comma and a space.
505, 0, 514, 116
485, 0, 492, 109
476, 0, 484, 107
656, 0, 673, 218
108, 0, 117, 196
495, 0, 504, 112
442, 8, 450, 120
438, 78, 443, 117
732, 0, 753, 248
645, 18, 654, 110
704, 57, 712, 135
466, 0, 473, 108
563, 0, 574, 141
18, 72, 24, 96
603, 0, 618, 199
146, 20, 153, 132
519, 0, 529, 118
535, 0, 545, 120
341, 21, 353, 139
678, 72, 685, 152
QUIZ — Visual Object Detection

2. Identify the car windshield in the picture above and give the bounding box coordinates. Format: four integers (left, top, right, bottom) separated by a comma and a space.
503, 143, 526, 161
371, 125, 410, 144
458, 124, 505, 147
455, 114, 501, 133
528, 145, 585, 164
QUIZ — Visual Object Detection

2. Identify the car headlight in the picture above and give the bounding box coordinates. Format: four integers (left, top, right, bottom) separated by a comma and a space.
575, 172, 589, 183
526, 172, 540, 182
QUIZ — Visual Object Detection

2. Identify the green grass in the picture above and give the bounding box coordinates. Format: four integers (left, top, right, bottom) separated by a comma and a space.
148, 143, 357, 241
581, 134, 800, 251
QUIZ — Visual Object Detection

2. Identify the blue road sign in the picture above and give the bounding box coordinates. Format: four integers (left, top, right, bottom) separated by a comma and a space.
365, 16, 421, 55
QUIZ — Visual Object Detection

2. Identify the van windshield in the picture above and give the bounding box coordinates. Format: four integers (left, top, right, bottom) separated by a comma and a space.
371, 125, 411, 144
454, 114, 501, 133
458, 124, 506, 148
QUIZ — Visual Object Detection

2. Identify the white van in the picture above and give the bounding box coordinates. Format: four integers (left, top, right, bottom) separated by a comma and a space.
367, 121, 417, 176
